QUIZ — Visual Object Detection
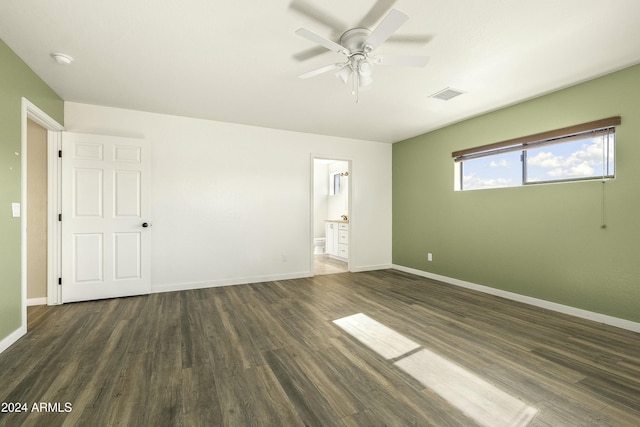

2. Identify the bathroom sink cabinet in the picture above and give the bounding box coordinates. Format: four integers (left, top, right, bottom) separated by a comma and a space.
326, 221, 348, 261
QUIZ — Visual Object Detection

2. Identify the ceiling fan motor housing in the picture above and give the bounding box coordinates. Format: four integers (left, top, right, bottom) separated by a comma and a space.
339, 28, 373, 54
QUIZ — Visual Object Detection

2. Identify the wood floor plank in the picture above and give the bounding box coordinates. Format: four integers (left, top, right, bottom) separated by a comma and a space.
1, 269, 639, 426
263, 348, 339, 426
252, 365, 305, 426
180, 365, 223, 426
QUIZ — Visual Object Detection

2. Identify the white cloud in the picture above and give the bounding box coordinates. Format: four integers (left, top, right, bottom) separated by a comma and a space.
489, 159, 509, 168
463, 173, 513, 189
547, 162, 595, 177
526, 137, 611, 179
527, 151, 563, 168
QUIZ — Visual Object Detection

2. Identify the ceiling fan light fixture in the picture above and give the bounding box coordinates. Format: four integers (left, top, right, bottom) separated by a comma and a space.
359, 74, 373, 88
336, 65, 352, 84
358, 77, 373, 89
358, 59, 373, 76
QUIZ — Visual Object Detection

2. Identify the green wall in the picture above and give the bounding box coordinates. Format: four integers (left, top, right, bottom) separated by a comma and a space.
393, 64, 640, 323
0, 39, 63, 342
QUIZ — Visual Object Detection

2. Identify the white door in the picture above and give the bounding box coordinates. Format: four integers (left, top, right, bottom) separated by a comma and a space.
61, 132, 151, 302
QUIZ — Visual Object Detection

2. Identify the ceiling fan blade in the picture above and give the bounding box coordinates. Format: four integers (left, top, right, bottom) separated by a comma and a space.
374, 55, 430, 67
364, 9, 409, 51
299, 62, 345, 79
289, 0, 347, 32
387, 34, 434, 45
357, 0, 398, 29
293, 45, 331, 62
295, 28, 350, 55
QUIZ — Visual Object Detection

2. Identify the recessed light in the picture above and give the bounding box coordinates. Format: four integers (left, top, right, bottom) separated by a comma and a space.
51, 53, 73, 65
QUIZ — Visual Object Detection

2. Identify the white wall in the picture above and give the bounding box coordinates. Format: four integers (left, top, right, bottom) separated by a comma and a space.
64, 102, 392, 292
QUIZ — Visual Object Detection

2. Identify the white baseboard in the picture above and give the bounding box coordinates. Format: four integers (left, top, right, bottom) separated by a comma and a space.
392, 264, 640, 334
151, 263, 395, 294
27, 297, 47, 306
0, 325, 26, 354
350, 263, 392, 273
151, 271, 313, 294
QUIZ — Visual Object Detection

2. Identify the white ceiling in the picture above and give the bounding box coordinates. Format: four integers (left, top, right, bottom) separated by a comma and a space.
2, 0, 639, 143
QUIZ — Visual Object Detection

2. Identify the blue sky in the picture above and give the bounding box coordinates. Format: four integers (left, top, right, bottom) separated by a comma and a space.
462, 135, 614, 190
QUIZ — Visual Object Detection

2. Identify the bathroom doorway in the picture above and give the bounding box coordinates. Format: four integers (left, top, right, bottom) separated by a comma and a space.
312, 158, 350, 275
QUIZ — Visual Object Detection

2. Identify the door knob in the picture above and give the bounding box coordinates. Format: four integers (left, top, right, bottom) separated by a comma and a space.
142, 222, 150, 228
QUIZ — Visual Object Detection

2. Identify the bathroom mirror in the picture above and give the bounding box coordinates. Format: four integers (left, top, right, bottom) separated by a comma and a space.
330, 172, 341, 195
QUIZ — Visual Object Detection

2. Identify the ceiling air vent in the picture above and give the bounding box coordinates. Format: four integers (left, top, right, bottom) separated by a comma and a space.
429, 87, 465, 101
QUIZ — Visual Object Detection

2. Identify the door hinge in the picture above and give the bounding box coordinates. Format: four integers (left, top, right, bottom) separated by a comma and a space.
58, 150, 62, 158
58, 277, 62, 285
58, 213, 62, 222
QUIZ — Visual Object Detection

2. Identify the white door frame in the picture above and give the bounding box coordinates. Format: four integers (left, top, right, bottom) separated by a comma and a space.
20, 98, 64, 330
310, 154, 353, 275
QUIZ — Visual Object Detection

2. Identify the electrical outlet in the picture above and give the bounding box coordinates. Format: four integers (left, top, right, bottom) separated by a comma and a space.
427, 253, 433, 262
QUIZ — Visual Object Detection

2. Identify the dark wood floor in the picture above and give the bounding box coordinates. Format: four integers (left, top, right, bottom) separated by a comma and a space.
1, 269, 639, 426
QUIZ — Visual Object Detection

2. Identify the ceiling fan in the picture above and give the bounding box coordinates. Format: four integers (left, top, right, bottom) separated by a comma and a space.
292, 1, 429, 101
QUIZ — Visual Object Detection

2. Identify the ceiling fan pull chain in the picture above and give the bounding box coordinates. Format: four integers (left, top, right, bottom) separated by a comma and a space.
353, 63, 360, 103
352, 63, 356, 96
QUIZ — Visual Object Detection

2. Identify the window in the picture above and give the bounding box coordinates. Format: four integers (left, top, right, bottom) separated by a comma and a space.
524, 134, 615, 184
460, 151, 522, 190
453, 117, 620, 191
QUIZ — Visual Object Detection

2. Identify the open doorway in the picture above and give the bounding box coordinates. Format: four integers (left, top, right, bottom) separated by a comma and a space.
20, 98, 64, 336
26, 118, 48, 306
312, 158, 350, 275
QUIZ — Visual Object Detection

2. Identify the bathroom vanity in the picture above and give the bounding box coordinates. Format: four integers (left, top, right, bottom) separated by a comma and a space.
325, 220, 349, 261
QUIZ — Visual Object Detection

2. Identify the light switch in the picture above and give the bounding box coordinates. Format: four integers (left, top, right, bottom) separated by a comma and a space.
11, 203, 21, 218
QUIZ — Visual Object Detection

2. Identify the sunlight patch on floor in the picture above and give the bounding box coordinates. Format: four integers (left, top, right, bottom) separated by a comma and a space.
396, 348, 538, 427
333, 312, 420, 359
333, 313, 538, 427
